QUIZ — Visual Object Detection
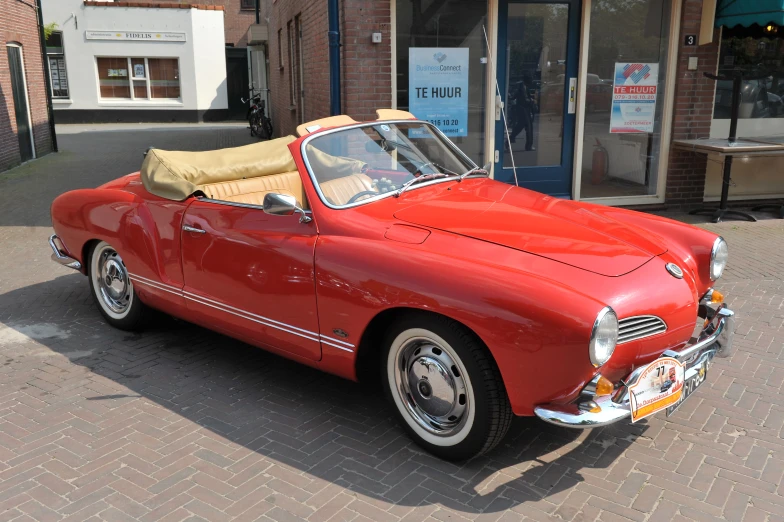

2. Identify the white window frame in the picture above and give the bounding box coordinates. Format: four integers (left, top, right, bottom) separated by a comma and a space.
6, 43, 36, 160
45, 31, 70, 99
96, 56, 181, 102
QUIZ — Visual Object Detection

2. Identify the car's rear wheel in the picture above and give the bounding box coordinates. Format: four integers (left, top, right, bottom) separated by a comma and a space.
88, 241, 147, 330
382, 313, 512, 461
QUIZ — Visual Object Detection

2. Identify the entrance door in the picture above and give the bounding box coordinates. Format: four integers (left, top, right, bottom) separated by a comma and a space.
225, 47, 250, 120
6, 44, 35, 162
494, 0, 580, 197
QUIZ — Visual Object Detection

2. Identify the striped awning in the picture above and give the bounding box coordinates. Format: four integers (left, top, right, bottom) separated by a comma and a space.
715, 0, 784, 28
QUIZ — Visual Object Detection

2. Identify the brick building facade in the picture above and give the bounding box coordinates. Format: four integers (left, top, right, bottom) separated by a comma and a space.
269, 0, 784, 211
1, 0, 54, 172
269, 0, 391, 137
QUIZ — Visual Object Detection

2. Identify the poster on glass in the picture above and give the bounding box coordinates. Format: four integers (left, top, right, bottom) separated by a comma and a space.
408, 48, 469, 137
610, 62, 658, 134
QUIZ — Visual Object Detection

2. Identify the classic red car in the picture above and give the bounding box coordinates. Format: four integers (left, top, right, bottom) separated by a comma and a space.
49, 109, 734, 460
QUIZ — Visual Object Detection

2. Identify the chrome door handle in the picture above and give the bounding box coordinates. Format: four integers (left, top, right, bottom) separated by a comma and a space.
182, 225, 206, 234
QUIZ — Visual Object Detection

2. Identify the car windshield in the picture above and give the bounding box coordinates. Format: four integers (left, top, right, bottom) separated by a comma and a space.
303, 122, 476, 208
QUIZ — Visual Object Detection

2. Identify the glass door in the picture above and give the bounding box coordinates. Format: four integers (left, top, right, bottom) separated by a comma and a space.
494, 0, 580, 197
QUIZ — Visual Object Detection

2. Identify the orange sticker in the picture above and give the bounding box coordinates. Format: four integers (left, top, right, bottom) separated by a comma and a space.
628, 357, 684, 422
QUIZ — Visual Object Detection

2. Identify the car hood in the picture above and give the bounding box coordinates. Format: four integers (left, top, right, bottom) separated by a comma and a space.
393, 182, 668, 277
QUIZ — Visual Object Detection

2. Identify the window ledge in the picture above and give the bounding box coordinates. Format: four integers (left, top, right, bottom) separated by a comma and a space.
52, 99, 73, 105
97, 100, 184, 107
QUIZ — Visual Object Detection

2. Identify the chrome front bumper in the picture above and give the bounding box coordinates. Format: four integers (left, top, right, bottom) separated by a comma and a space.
49, 235, 82, 271
534, 306, 735, 428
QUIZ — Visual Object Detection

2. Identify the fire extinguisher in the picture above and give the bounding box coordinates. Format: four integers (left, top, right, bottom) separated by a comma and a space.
592, 138, 609, 185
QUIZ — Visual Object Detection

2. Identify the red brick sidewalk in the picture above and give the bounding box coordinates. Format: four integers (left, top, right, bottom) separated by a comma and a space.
0, 125, 781, 521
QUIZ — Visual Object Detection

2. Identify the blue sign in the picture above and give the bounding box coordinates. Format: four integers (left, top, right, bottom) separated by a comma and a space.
409, 48, 469, 137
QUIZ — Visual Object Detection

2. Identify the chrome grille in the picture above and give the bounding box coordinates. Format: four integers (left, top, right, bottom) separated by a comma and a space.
618, 315, 667, 344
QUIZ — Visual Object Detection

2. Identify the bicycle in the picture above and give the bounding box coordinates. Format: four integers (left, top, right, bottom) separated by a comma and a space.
241, 89, 273, 140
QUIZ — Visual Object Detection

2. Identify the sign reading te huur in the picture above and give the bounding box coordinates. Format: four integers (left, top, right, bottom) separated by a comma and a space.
85, 31, 187, 42
610, 62, 659, 133
409, 48, 469, 137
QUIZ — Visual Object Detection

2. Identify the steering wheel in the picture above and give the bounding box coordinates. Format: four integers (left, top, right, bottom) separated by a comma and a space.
346, 191, 379, 204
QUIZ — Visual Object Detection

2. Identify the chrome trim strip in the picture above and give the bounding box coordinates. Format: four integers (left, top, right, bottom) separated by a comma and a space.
300, 120, 480, 211
129, 276, 180, 297
184, 293, 322, 344
319, 335, 354, 348
182, 290, 320, 338
49, 235, 82, 271
198, 197, 314, 214
128, 274, 354, 351
319, 339, 354, 352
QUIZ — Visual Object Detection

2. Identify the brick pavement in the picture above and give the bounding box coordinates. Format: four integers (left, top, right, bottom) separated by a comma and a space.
0, 124, 782, 521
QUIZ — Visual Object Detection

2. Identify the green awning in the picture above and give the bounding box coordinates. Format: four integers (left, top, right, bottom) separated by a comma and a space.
715, 0, 784, 28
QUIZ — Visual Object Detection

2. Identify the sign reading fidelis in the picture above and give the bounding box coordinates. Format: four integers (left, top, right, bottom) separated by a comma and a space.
85, 30, 187, 42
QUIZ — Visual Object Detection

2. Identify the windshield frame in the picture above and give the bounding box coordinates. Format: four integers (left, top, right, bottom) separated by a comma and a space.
300, 120, 479, 210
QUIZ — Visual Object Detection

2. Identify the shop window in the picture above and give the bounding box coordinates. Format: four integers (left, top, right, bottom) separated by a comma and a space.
579, 0, 673, 200
395, 0, 489, 164
45, 31, 69, 98
714, 26, 784, 120
97, 57, 180, 100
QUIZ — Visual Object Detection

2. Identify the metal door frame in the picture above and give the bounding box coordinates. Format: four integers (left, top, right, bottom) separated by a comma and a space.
493, 0, 580, 197
6, 43, 36, 161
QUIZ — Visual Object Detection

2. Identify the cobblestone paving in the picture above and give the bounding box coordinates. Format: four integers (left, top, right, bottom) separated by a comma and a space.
0, 124, 782, 521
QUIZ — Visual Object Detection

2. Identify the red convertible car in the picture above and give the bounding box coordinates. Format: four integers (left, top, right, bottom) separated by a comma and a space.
50, 109, 734, 460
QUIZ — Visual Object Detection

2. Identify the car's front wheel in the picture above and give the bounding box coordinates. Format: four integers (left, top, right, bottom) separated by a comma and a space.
382, 313, 512, 461
88, 241, 148, 330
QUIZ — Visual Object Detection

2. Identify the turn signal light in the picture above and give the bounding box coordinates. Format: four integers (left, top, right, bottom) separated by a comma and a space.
595, 375, 615, 396
711, 290, 724, 304
589, 405, 602, 413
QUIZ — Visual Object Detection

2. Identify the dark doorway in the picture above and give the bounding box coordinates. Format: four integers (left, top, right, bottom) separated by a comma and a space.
7, 44, 35, 162
225, 47, 250, 121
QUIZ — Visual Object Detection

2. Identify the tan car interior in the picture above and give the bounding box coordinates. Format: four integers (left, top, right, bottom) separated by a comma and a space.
139, 109, 416, 208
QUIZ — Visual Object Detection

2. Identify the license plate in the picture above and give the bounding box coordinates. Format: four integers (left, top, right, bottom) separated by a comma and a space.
628, 357, 685, 422
666, 358, 710, 416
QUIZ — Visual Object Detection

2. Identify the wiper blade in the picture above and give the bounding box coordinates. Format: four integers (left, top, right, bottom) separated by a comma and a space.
395, 173, 449, 196
458, 162, 492, 181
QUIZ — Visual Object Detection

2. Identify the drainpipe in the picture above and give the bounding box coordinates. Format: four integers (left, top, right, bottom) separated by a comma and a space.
255, 0, 260, 25
36, 0, 58, 153
328, 0, 341, 115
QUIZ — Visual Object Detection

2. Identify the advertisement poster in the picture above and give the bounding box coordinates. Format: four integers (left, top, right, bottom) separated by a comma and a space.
610, 62, 659, 133
628, 357, 684, 422
409, 48, 469, 137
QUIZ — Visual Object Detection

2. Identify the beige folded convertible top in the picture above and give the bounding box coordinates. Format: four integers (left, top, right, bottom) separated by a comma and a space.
140, 135, 297, 201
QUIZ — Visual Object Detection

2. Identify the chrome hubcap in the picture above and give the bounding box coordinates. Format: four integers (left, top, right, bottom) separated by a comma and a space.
95, 247, 131, 314
394, 337, 468, 436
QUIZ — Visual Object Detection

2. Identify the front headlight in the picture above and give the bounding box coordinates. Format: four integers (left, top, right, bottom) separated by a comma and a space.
710, 237, 729, 281
590, 307, 618, 368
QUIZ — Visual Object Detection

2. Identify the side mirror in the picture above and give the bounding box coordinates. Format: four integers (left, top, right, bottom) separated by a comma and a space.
262, 193, 312, 223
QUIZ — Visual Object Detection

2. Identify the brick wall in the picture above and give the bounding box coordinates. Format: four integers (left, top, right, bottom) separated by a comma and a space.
268, 0, 330, 137
341, 0, 392, 122
664, 0, 721, 208
1, 0, 53, 172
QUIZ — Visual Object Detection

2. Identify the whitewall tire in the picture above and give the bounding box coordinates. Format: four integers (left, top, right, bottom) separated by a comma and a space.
382, 313, 512, 461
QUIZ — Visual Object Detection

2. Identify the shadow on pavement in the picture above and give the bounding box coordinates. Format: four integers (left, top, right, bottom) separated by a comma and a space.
0, 273, 646, 516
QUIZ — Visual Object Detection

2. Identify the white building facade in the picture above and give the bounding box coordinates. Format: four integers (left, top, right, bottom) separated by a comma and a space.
42, 0, 229, 122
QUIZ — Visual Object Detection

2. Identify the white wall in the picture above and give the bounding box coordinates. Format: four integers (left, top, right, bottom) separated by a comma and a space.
42, 0, 227, 113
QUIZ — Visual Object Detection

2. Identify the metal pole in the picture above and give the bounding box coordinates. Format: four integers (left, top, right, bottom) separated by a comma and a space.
255, 0, 260, 25
328, 0, 341, 115
35, 0, 58, 153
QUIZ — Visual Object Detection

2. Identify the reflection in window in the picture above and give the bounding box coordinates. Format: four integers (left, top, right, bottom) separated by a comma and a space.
395, 0, 488, 165
714, 26, 784, 120
579, 0, 672, 199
